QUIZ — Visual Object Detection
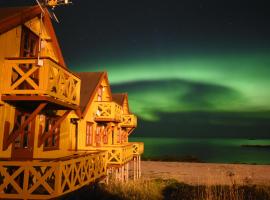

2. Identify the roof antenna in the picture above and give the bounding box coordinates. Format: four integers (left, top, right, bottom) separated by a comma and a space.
35, 0, 72, 23
35, 0, 72, 66
35, 0, 45, 13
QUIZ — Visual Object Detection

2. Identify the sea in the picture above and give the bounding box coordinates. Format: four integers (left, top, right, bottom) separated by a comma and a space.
129, 137, 270, 164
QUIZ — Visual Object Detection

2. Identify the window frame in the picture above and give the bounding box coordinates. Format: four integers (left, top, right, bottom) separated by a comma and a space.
86, 122, 93, 146
43, 116, 60, 151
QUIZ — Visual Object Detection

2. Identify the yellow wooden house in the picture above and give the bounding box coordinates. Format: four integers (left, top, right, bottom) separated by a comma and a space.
0, 4, 143, 200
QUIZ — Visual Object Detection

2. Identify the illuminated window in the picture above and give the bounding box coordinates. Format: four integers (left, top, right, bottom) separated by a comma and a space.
96, 125, 102, 146
103, 127, 108, 144
14, 111, 31, 149
86, 122, 93, 146
97, 87, 103, 101
44, 116, 60, 150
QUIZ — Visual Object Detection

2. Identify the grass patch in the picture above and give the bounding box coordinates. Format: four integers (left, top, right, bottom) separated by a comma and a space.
61, 179, 270, 200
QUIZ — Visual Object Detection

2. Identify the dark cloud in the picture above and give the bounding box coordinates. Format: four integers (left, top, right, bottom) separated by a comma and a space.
134, 111, 270, 138
112, 79, 270, 138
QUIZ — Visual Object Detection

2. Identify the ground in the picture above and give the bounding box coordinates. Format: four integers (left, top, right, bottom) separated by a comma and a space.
141, 161, 270, 185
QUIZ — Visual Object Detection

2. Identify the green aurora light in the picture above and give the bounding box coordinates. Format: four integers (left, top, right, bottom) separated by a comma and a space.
73, 52, 270, 122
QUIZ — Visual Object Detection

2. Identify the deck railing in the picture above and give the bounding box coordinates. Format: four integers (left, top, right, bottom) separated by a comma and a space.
120, 114, 137, 128
1, 57, 81, 106
131, 142, 144, 155
0, 151, 107, 199
99, 144, 133, 165
94, 101, 123, 122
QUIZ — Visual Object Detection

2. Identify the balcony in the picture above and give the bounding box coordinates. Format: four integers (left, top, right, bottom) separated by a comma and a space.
121, 114, 137, 128
131, 142, 144, 155
0, 57, 80, 110
0, 151, 107, 199
99, 144, 133, 165
94, 101, 122, 122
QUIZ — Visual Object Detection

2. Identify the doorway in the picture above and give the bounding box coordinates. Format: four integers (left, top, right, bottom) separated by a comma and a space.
11, 110, 35, 160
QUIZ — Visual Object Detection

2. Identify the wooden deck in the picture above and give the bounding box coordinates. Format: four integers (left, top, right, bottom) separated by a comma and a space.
1, 57, 81, 108
0, 151, 107, 199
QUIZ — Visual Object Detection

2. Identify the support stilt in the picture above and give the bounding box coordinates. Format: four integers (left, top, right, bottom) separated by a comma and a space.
139, 155, 141, 178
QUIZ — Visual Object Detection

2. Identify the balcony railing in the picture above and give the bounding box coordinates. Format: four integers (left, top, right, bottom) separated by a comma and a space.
0, 151, 107, 199
94, 101, 122, 122
99, 144, 133, 165
1, 57, 81, 107
131, 142, 144, 155
121, 114, 137, 128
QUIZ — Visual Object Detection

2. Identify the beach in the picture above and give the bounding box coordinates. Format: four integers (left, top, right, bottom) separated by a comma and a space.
141, 161, 270, 185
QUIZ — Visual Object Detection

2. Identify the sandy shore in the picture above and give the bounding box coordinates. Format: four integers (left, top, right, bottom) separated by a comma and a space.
141, 161, 270, 185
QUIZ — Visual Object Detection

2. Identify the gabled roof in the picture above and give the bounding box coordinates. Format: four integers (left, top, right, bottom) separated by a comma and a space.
0, 5, 66, 67
112, 93, 130, 113
112, 93, 127, 106
0, 6, 26, 21
76, 72, 111, 117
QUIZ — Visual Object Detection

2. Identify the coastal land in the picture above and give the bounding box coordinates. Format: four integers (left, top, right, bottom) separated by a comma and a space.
62, 161, 270, 200
141, 161, 270, 185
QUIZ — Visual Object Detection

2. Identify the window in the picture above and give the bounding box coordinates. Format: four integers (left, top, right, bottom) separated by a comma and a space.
96, 125, 102, 146
21, 26, 38, 57
14, 26, 39, 90
97, 87, 103, 101
14, 111, 31, 149
103, 127, 108, 144
117, 128, 121, 143
86, 122, 93, 146
44, 116, 60, 150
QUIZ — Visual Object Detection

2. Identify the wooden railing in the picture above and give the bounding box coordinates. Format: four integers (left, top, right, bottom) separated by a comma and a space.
98, 144, 133, 165
1, 57, 81, 106
0, 151, 107, 199
131, 142, 144, 155
120, 114, 137, 128
94, 101, 123, 122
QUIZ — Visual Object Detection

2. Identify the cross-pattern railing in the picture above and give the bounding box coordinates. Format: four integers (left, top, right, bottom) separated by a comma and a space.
120, 114, 137, 128
100, 144, 133, 165
94, 101, 123, 122
131, 142, 144, 155
0, 151, 107, 199
1, 58, 81, 106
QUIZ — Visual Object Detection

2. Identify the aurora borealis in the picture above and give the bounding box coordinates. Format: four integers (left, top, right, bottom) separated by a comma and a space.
2, 0, 270, 138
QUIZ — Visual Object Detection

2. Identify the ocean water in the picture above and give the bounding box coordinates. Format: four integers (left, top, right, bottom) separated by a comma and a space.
129, 137, 270, 164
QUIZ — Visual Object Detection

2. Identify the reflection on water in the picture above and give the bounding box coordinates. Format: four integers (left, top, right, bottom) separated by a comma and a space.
130, 137, 270, 164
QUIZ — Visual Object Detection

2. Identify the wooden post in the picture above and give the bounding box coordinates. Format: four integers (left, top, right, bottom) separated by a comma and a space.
116, 167, 119, 181
139, 155, 141, 178
105, 168, 109, 184
126, 162, 129, 182
121, 165, 124, 183
133, 157, 136, 180
137, 155, 139, 179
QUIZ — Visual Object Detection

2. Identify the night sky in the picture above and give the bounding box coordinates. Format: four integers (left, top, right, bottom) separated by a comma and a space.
2, 0, 270, 138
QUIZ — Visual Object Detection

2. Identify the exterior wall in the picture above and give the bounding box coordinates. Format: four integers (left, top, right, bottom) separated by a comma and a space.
119, 97, 131, 144
0, 18, 69, 159
0, 27, 21, 158
123, 98, 129, 114
24, 17, 58, 61
33, 111, 76, 159
0, 105, 15, 158
76, 76, 122, 151
0, 26, 21, 102
0, 17, 137, 160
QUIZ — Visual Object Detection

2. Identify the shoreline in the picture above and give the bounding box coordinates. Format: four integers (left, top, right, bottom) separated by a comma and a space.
141, 156, 270, 165
140, 161, 270, 186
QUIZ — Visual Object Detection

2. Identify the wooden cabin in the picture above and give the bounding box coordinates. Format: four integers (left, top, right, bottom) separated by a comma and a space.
112, 93, 143, 180
0, 5, 143, 200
